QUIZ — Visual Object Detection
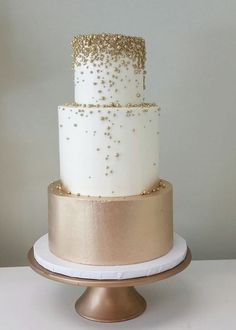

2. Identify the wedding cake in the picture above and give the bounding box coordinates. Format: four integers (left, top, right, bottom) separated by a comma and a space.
48, 34, 173, 266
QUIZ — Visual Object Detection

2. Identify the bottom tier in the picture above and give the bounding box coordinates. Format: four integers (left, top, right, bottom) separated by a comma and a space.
48, 180, 173, 266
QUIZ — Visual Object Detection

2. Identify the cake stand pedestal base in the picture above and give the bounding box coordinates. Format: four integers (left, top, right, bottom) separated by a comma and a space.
28, 247, 191, 323
76, 286, 146, 322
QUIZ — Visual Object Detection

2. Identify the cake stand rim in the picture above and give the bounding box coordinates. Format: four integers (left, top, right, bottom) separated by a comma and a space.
27, 247, 191, 287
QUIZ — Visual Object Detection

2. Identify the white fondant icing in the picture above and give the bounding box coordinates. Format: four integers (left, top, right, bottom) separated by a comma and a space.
33, 233, 187, 280
58, 105, 160, 196
74, 56, 144, 105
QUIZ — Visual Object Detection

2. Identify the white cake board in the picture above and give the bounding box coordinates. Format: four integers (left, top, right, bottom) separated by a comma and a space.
33, 233, 187, 280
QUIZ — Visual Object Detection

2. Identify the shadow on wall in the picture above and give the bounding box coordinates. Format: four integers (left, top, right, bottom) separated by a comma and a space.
0, 3, 48, 98
173, 25, 236, 259
0, 3, 53, 266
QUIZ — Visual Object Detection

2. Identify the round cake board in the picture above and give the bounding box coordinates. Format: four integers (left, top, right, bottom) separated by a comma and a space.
33, 233, 187, 280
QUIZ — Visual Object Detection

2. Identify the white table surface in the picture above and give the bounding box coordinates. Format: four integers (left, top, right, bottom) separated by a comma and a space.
0, 260, 235, 330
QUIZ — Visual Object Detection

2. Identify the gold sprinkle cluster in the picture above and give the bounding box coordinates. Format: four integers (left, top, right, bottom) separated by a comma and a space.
64, 102, 158, 109
71, 34, 146, 70
141, 180, 166, 196
53, 179, 166, 198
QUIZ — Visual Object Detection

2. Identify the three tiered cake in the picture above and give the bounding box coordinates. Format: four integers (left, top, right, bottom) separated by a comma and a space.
48, 34, 173, 266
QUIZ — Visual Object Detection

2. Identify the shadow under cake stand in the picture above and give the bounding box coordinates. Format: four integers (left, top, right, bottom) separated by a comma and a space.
28, 234, 191, 323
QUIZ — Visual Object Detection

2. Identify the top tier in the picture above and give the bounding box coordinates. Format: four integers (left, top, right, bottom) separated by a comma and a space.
72, 34, 146, 106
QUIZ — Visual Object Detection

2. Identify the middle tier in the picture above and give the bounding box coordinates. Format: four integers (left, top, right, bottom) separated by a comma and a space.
59, 104, 160, 197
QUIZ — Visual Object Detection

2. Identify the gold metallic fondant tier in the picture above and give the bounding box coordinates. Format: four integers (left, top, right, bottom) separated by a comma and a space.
48, 180, 173, 266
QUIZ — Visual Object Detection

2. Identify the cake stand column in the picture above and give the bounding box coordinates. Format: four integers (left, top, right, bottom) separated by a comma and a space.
75, 286, 146, 322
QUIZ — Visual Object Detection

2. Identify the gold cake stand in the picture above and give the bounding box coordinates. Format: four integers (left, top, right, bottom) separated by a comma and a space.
28, 247, 191, 323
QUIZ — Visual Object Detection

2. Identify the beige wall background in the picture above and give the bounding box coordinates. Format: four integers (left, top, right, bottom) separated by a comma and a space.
0, 0, 235, 266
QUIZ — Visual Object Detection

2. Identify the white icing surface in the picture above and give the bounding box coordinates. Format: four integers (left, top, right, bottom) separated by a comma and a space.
59, 105, 160, 196
33, 233, 187, 280
74, 56, 144, 105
